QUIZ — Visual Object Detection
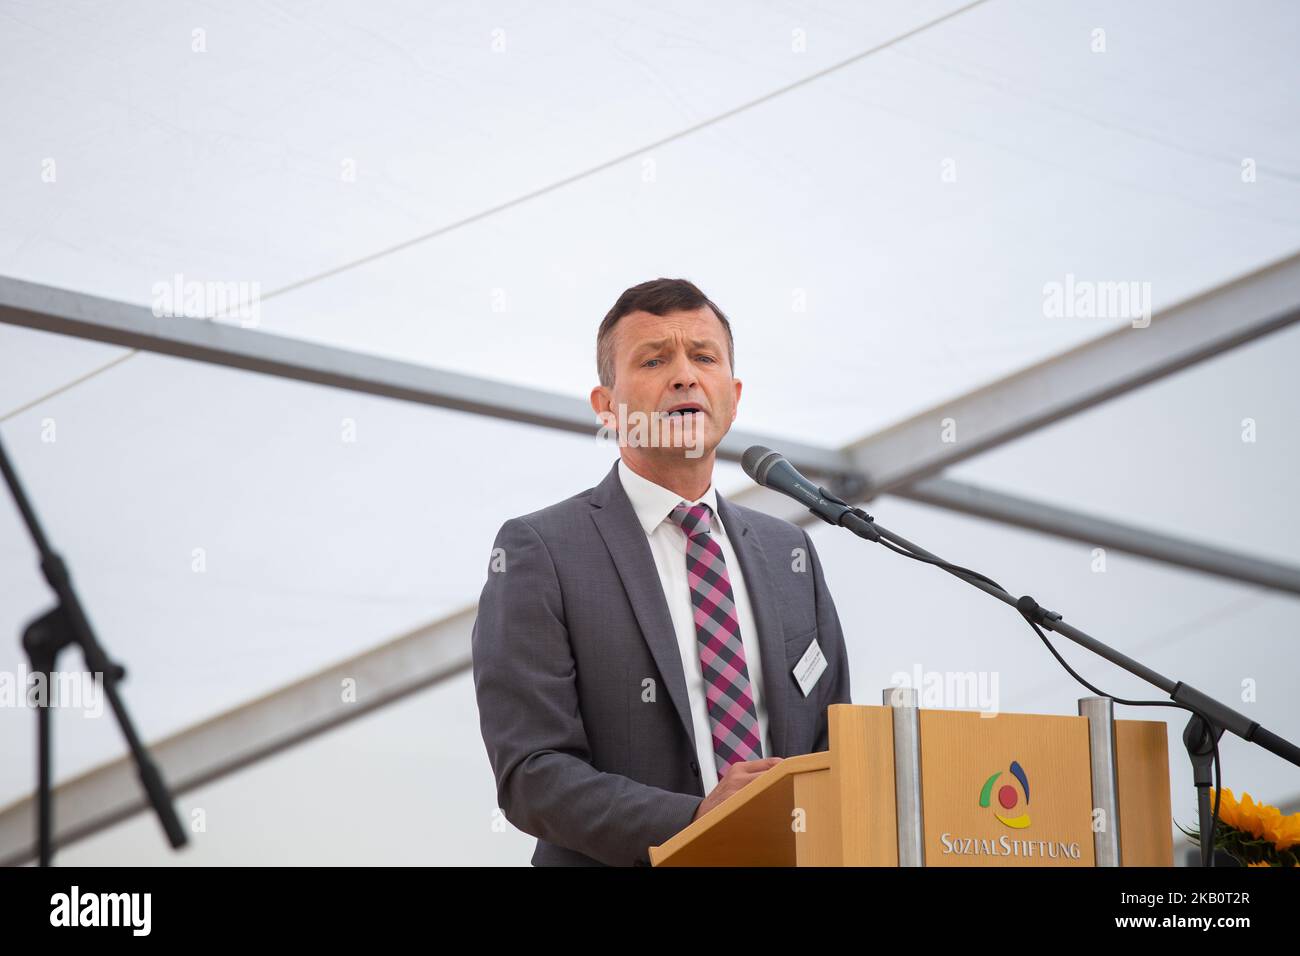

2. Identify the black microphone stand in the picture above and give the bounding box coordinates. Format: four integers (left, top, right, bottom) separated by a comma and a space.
0, 435, 187, 865
813, 485, 1300, 868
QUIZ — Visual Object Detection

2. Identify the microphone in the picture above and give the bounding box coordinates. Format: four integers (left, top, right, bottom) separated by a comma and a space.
741, 446, 878, 539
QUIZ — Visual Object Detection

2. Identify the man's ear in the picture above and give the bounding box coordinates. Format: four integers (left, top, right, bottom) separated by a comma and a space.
591, 385, 614, 428
731, 378, 742, 423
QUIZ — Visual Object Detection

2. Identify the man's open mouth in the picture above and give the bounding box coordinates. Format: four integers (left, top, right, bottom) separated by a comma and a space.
664, 404, 704, 417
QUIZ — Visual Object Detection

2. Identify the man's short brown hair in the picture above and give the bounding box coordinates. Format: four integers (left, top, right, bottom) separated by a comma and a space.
596, 278, 734, 388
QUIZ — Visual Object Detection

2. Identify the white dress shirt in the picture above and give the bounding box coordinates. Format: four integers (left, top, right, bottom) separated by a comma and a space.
617, 458, 772, 795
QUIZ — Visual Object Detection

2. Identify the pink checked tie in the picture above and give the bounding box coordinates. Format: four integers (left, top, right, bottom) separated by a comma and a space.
668, 501, 764, 776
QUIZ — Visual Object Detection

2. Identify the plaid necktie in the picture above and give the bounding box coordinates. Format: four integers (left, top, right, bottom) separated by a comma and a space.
668, 501, 764, 777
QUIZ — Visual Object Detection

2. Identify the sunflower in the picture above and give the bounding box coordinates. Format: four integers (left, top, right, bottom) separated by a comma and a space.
1176, 788, 1300, 867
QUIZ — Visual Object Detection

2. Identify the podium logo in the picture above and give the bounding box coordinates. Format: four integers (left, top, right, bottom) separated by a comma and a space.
940, 760, 1082, 861
979, 760, 1030, 829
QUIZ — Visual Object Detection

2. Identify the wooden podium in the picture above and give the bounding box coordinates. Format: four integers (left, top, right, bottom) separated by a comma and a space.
650, 692, 1173, 866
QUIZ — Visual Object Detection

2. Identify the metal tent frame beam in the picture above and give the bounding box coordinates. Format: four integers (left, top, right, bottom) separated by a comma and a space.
0, 275, 850, 478
894, 477, 1300, 594
0, 606, 477, 867
839, 252, 1300, 496
732, 474, 1300, 594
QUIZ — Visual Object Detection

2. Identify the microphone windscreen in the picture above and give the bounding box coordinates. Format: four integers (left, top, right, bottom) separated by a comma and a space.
741, 445, 778, 486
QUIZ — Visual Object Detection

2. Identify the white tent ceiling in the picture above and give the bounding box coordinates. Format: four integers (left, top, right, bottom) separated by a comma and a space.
1, 0, 1298, 863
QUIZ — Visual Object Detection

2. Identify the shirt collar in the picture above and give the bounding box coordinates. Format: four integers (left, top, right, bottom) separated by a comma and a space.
617, 458, 721, 538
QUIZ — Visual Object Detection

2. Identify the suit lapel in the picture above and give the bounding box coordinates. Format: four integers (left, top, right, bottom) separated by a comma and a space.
589, 461, 699, 758
715, 490, 791, 758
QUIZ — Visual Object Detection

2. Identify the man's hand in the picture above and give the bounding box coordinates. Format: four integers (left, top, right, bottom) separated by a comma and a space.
692, 757, 783, 822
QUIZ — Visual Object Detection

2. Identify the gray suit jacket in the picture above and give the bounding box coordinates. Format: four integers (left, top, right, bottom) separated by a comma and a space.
471, 459, 852, 866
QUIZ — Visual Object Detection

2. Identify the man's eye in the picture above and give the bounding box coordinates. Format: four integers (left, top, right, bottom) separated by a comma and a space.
643, 359, 662, 368
697, 355, 716, 363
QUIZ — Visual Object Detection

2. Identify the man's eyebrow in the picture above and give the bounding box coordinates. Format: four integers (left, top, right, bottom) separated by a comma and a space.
633, 337, 722, 354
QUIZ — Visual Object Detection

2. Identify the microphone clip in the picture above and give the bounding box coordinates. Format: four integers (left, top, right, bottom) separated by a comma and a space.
818, 485, 875, 524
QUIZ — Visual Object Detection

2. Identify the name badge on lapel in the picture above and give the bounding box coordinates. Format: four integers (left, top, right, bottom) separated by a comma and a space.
792, 637, 827, 697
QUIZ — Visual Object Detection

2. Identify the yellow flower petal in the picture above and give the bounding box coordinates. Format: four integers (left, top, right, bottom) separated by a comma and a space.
1211, 788, 1241, 830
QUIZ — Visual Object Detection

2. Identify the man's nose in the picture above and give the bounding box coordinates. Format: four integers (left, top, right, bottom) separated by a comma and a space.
668, 352, 698, 390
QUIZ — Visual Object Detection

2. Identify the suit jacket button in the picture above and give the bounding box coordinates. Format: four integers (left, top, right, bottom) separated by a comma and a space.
689, 761, 700, 774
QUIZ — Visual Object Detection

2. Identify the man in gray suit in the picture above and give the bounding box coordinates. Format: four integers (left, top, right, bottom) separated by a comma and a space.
472, 278, 852, 866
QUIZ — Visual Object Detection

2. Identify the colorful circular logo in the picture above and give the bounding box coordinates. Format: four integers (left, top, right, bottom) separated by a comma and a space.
979, 760, 1030, 829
